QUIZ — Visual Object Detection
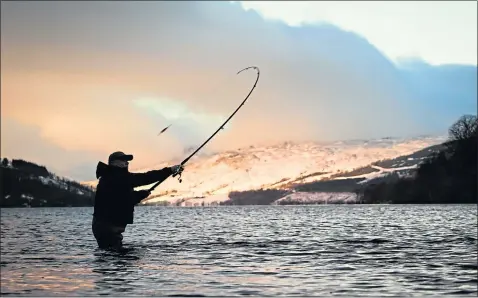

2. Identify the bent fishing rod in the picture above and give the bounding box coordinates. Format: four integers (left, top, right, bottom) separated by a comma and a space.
149, 66, 260, 192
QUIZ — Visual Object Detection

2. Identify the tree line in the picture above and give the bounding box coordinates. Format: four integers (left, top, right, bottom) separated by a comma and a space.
356, 114, 477, 204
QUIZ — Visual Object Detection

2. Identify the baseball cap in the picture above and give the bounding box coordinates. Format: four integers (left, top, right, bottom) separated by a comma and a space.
108, 151, 134, 163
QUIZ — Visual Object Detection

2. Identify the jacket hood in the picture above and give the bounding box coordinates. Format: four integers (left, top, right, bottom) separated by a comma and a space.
96, 161, 127, 179
96, 162, 108, 179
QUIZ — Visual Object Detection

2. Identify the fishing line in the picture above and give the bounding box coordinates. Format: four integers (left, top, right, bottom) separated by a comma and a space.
149, 66, 260, 192
156, 71, 242, 136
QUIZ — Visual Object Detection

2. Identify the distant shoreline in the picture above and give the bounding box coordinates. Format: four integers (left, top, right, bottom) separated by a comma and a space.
2, 115, 476, 208
2, 203, 476, 209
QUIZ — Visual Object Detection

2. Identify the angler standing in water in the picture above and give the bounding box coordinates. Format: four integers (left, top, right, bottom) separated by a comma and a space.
91, 66, 260, 251
92, 151, 183, 250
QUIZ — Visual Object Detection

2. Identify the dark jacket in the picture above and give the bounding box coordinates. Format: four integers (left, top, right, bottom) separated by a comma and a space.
93, 162, 173, 226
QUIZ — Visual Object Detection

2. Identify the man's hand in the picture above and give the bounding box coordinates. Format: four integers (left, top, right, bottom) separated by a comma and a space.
171, 164, 184, 175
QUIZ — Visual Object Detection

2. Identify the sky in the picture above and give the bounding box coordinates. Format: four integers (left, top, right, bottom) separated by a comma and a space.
238, 1, 478, 66
1, 1, 477, 181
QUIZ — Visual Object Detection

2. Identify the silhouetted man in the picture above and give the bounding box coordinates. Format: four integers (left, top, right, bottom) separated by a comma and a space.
92, 151, 183, 250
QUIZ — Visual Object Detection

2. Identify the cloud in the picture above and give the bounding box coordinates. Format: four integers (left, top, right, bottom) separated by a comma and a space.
0, 117, 104, 180
395, 59, 478, 133
132, 97, 227, 147
238, 1, 478, 66
1, 1, 476, 180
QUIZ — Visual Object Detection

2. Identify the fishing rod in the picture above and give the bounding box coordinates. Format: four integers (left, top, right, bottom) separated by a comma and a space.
149, 66, 260, 192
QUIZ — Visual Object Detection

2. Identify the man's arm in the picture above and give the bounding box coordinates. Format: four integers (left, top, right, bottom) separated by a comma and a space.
129, 167, 173, 188
133, 190, 150, 205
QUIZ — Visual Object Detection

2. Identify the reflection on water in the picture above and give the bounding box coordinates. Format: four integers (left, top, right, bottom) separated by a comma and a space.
91, 247, 146, 294
1, 205, 477, 296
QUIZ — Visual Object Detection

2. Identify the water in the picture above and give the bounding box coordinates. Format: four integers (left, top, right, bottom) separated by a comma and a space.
1, 205, 476, 296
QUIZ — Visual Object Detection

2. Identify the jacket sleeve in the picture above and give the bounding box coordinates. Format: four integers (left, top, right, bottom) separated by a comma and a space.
133, 190, 150, 204
129, 167, 173, 188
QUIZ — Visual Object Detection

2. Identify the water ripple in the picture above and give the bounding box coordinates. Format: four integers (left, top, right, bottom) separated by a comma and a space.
1, 205, 477, 296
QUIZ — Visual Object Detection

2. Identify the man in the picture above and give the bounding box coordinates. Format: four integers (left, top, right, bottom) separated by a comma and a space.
92, 151, 183, 250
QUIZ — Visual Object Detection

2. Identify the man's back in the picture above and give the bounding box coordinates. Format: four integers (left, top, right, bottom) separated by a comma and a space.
94, 162, 135, 226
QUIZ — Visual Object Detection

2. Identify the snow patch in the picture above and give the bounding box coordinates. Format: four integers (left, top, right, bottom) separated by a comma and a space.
357, 165, 418, 184
38, 176, 63, 188
21, 194, 34, 202
274, 192, 357, 204
143, 193, 231, 206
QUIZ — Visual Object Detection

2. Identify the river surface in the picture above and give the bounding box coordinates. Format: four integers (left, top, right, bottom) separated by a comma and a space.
1, 205, 477, 296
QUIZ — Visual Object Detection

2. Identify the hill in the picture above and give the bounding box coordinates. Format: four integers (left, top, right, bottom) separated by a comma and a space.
1, 158, 95, 207
4, 126, 471, 208
217, 142, 446, 206
222, 114, 476, 206
107, 135, 445, 206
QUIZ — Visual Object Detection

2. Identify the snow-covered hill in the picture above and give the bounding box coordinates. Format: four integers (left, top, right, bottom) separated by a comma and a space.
82, 135, 446, 204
